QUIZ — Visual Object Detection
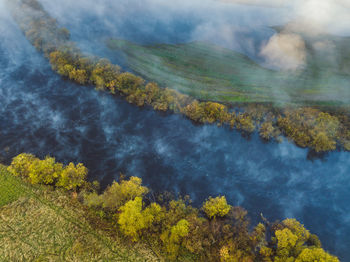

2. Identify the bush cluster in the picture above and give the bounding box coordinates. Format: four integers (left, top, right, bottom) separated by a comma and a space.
6, 153, 340, 261
82, 175, 338, 261
7, 153, 87, 190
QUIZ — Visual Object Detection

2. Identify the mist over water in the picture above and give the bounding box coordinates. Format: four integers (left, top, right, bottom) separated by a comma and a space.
1, 0, 350, 260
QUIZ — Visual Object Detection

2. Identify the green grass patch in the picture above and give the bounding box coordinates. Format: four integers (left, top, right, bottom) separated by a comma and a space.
0, 164, 26, 207
107, 37, 350, 106
0, 167, 159, 261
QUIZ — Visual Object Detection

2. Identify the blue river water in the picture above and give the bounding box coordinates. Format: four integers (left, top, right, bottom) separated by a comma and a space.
1, 0, 350, 260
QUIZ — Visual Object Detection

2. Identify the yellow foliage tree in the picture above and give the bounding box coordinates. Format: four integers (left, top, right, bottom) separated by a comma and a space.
274, 228, 298, 261
260, 246, 273, 262
236, 114, 255, 133
272, 219, 336, 262
7, 153, 36, 177
251, 223, 267, 248
144, 82, 161, 104
27, 156, 63, 185
312, 132, 336, 152
203, 102, 228, 124
116, 72, 145, 95
282, 219, 310, 243
183, 100, 205, 122
296, 247, 339, 262
118, 197, 161, 241
259, 121, 276, 140
90, 58, 120, 90
202, 196, 231, 219
59, 64, 74, 77
68, 68, 88, 84
100, 176, 149, 210
56, 162, 88, 190
8, 153, 87, 190
161, 219, 189, 259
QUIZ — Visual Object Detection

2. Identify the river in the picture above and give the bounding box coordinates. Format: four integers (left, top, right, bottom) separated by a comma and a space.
1, 0, 350, 260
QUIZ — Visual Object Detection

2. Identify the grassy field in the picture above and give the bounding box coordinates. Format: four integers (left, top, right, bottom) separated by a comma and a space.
0, 165, 160, 261
107, 37, 350, 106
0, 165, 26, 207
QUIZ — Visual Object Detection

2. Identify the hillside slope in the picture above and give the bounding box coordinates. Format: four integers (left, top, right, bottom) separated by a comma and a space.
107, 38, 350, 106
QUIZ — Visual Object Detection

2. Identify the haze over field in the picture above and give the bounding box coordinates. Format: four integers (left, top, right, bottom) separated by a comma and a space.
106, 36, 350, 105
34, 0, 350, 70
29, 0, 350, 105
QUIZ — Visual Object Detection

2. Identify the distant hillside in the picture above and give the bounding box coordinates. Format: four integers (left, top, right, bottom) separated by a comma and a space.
107, 37, 350, 106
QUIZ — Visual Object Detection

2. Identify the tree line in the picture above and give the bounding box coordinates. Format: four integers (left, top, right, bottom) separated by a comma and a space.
7, 0, 350, 153
7, 153, 339, 261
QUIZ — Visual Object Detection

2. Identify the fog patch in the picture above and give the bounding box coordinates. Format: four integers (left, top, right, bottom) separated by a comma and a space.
260, 33, 306, 70
217, 0, 289, 7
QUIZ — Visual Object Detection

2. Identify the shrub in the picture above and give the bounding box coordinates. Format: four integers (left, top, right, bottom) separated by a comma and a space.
8, 154, 87, 190
56, 162, 88, 190
202, 196, 231, 219
27, 156, 63, 185
118, 197, 161, 241
98, 176, 149, 211
7, 153, 36, 177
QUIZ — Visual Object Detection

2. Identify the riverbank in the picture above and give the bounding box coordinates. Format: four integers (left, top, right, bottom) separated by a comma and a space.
0, 164, 158, 261
1, 155, 340, 261
5, 0, 350, 153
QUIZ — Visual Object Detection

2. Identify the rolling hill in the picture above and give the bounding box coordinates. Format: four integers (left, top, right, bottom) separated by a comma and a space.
106, 36, 350, 106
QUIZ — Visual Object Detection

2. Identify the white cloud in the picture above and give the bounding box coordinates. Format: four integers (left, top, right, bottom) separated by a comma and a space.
260, 33, 306, 70
219, 0, 350, 35
217, 0, 289, 7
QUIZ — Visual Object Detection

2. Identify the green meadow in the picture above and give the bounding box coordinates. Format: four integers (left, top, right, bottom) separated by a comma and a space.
0, 165, 158, 261
107, 37, 350, 106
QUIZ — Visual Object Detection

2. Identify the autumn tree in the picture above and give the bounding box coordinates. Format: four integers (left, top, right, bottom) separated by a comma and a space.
260, 121, 279, 140
161, 219, 190, 259
251, 223, 267, 248
269, 218, 335, 262
86, 176, 149, 211
144, 82, 161, 104
118, 197, 162, 241
56, 162, 88, 190
203, 102, 228, 124
277, 108, 341, 152
7, 153, 36, 177
295, 247, 339, 262
236, 113, 255, 133
274, 228, 299, 261
68, 68, 88, 85
312, 132, 336, 152
27, 156, 63, 185
8, 153, 87, 190
90, 58, 120, 90
183, 100, 205, 122
203, 196, 231, 219
115, 72, 145, 95
163, 199, 197, 227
